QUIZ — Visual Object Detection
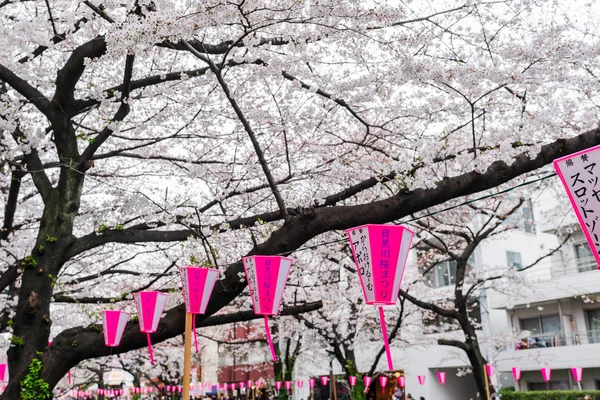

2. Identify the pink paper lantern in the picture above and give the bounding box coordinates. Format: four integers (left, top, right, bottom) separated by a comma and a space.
247, 380, 253, 388
398, 376, 405, 388
309, 378, 315, 389
554, 146, 600, 269
240, 382, 246, 389
285, 381, 292, 390
571, 367, 583, 382
541, 368, 552, 382
224, 383, 229, 391
349, 376, 357, 387
179, 386, 183, 393
167, 385, 172, 392
417, 376, 426, 386
257, 381, 263, 389
379, 376, 388, 392
486, 365, 495, 377
133, 291, 168, 364
436, 372, 446, 385
297, 380, 304, 388
321, 376, 329, 386
0, 364, 6, 382
179, 266, 219, 353
512, 367, 522, 381
347, 224, 414, 370
102, 310, 130, 347
276, 382, 283, 390
364, 376, 372, 393
242, 256, 294, 362
231, 383, 237, 391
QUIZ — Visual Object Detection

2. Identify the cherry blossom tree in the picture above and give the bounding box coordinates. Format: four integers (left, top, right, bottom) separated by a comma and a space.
0, 0, 599, 398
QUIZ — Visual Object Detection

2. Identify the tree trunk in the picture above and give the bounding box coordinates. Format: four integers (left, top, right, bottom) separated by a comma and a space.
4, 163, 84, 399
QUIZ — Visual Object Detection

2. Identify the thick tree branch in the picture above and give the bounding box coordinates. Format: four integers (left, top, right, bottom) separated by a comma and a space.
0, 64, 52, 117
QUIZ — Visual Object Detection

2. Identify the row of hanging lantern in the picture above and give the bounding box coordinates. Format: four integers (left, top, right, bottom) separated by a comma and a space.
511, 367, 585, 389
102, 223, 415, 370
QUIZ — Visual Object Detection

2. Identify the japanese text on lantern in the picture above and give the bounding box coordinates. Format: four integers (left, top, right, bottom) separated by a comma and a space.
379, 229, 390, 299
245, 258, 260, 309
555, 145, 600, 266
350, 228, 375, 302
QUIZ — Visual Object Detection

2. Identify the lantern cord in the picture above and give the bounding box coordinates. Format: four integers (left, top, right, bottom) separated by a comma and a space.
577, 381, 582, 391
192, 316, 199, 353
146, 332, 155, 364
378, 306, 394, 371
264, 316, 278, 362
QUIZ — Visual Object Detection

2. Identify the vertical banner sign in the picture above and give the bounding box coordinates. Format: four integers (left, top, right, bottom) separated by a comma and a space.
179, 266, 219, 353
134, 291, 168, 364
242, 256, 294, 362
512, 367, 522, 381
436, 372, 446, 384
102, 310, 130, 346
346, 224, 414, 371
554, 145, 600, 269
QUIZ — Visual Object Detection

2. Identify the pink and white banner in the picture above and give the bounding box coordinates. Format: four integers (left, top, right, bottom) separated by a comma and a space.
554, 145, 600, 269
242, 255, 293, 361
102, 310, 130, 347
179, 266, 219, 353
346, 224, 414, 370
134, 291, 168, 364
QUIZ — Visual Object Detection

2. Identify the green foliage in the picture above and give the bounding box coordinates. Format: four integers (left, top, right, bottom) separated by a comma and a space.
71, 340, 78, 347
7, 319, 13, 326
20, 356, 51, 400
498, 389, 600, 400
346, 361, 366, 400
10, 335, 25, 347
44, 235, 57, 243
24, 255, 37, 268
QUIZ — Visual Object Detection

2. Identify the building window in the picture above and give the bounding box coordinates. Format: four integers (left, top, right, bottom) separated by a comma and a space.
519, 314, 562, 348
586, 309, 600, 344
507, 251, 523, 270
433, 260, 457, 288
506, 198, 536, 234
528, 380, 569, 391
574, 242, 595, 272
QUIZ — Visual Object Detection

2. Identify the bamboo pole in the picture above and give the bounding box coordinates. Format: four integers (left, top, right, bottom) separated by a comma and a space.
484, 366, 491, 400
183, 313, 193, 400
333, 374, 337, 400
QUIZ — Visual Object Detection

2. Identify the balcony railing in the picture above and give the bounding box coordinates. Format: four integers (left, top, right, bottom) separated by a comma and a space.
550, 255, 597, 278
516, 330, 600, 350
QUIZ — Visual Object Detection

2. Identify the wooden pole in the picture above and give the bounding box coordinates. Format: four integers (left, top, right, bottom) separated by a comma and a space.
183, 313, 193, 400
484, 366, 491, 400
333, 374, 337, 400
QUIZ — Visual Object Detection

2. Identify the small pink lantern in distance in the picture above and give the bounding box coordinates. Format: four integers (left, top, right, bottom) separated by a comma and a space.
179, 266, 219, 353
417, 376, 426, 386
242, 255, 293, 362
309, 378, 316, 389
285, 381, 292, 391
571, 367, 583, 391
364, 376, 373, 393
398, 376, 405, 388
321, 376, 329, 386
275, 382, 283, 391
436, 372, 446, 384
346, 224, 414, 371
349, 376, 357, 387
247, 380, 253, 388
541, 368, 551, 382
133, 291, 168, 364
512, 367, 522, 382
297, 380, 304, 388
379, 376, 388, 393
